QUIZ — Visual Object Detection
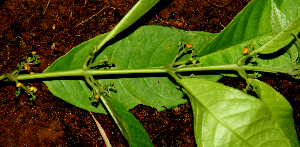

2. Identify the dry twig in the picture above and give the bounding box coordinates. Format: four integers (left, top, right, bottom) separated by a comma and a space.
206, 0, 231, 7
43, 0, 51, 15
89, 112, 112, 147
76, 6, 108, 27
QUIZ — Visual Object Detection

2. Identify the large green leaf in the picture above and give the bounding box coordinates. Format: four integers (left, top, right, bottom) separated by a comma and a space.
95, 0, 160, 52
197, 0, 300, 72
255, 12, 300, 54
198, 0, 300, 56
43, 25, 217, 114
249, 79, 299, 147
101, 96, 153, 146
182, 78, 291, 147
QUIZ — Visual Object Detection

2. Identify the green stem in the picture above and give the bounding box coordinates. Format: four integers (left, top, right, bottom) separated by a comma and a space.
239, 65, 288, 73
176, 64, 288, 73
0, 74, 7, 81
14, 68, 168, 81
292, 31, 300, 53
83, 54, 93, 70
85, 75, 99, 94
3, 64, 288, 81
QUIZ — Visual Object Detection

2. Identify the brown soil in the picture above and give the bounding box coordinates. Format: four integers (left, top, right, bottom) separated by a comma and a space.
0, 0, 298, 146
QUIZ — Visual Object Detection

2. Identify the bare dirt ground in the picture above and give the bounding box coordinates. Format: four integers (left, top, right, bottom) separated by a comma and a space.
1, 0, 299, 146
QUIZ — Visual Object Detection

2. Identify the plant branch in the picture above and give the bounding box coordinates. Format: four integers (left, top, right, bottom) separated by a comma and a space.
0, 74, 7, 81
1, 64, 289, 82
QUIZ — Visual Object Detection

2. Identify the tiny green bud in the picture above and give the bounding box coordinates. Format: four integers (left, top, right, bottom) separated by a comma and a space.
27, 57, 32, 62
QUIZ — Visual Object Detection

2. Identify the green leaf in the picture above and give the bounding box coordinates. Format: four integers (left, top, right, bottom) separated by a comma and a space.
101, 96, 153, 147
182, 78, 291, 146
197, 0, 300, 72
255, 14, 300, 54
95, 0, 160, 53
286, 42, 299, 64
249, 79, 299, 147
198, 0, 300, 56
270, 0, 289, 35
198, 35, 292, 76
43, 25, 217, 114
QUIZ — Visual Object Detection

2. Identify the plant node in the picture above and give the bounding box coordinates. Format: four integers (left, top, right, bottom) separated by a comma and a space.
89, 55, 115, 69
88, 77, 117, 103
248, 72, 262, 79
2, 52, 40, 100
169, 41, 201, 69
237, 42, 258, 66
14, 80, 37, 100
244, 81, 261, 98
288, 62, 300, 79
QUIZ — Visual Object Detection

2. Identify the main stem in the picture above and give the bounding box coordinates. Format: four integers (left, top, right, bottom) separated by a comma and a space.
5, 64, 288, 81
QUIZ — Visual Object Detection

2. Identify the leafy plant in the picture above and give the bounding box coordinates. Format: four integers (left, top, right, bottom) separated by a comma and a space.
1, 0, 300, 146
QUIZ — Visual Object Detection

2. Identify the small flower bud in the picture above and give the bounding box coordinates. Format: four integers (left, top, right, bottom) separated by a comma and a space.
94, 95, 99, 100
242, 48, 248, 54
24, 65, 30, 70
186, 44, 193, 48
16, 82, 22, 87
31, 51, 37, 55
30, 86, 37, 93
